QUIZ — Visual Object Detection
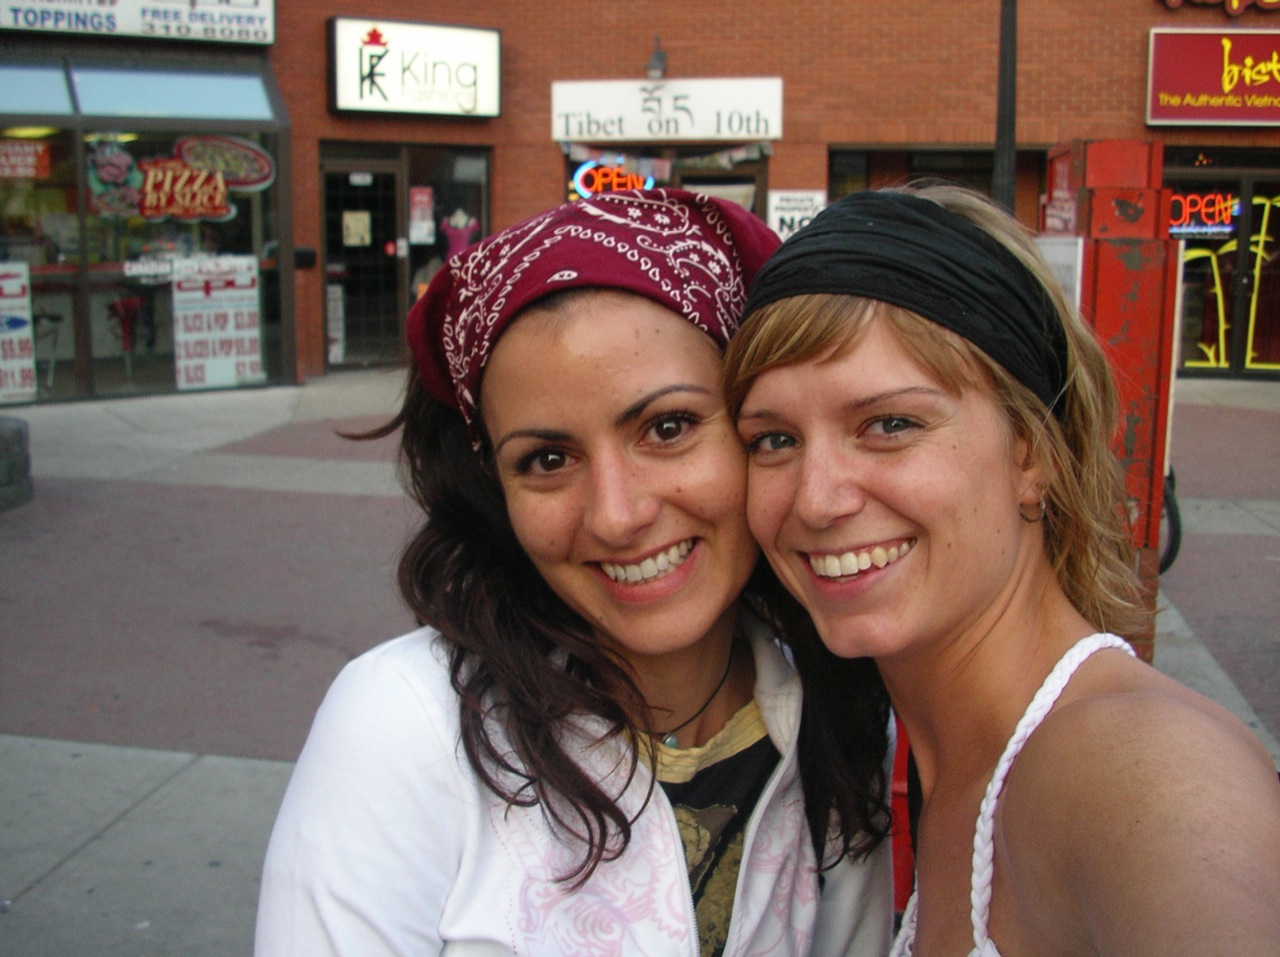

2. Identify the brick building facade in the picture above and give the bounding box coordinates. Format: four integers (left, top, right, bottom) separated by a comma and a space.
1, 1, 1277, 403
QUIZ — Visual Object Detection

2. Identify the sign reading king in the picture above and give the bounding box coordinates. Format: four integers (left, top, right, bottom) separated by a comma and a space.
329, 18, 501, 117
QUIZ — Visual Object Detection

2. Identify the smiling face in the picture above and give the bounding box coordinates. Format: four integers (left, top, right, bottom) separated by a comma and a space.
479, 290, 757, 665
736, 314, 1042, 663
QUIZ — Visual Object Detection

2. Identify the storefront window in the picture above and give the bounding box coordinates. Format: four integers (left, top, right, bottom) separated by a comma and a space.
1250, 188, 1280, 372
0, 63, 72, 115
0, 51, 286, 404
1162, 148, 1280, 377
1169, 178, 1280, 375
72, 66, 274, 121
559, 144, 769, 216
1, 130, 75, 402
828, 152, 868, 201
829, 150, 996, 201
909, 151, 994, 193
80, 131, 279, 397
406, 148, 488, 301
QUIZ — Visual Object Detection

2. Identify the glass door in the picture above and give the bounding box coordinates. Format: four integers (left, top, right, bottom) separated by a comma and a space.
1173, 179, 1280, 375
1173, 183, 1243, 372
1240, 182, 1280, 372
322, 165, 405, 366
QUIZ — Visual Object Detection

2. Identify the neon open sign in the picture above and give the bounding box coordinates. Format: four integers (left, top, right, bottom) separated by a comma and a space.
1168, 191, 1238, 236
572, 161, 654, 197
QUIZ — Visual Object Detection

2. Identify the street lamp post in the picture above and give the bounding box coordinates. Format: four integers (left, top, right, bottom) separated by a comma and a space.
993, 0, 1017, 211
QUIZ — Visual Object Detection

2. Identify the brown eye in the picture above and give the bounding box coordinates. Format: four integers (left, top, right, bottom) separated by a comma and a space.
647, 413, 695, 444
514, 447, 570, 475
536, 450, 568, 472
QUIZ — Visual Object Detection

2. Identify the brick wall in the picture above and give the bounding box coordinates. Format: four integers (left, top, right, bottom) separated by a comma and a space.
270, 0, 1280, 378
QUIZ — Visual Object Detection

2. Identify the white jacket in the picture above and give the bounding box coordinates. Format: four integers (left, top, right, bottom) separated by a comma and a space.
255, 623, 892, 957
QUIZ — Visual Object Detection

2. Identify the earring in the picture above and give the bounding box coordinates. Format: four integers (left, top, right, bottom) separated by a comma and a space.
1019, 496, 1047, 524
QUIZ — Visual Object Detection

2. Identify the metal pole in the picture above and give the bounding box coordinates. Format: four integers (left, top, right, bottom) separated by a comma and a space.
993, 0, 1017, 211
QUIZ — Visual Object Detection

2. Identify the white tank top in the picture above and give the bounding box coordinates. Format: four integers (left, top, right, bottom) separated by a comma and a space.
889, 633, 1135, 957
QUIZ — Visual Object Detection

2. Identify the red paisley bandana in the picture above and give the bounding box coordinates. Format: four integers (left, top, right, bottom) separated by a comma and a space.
407, 188, 780, 446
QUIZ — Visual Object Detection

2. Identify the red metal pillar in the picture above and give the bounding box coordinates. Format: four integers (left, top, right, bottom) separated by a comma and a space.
1041, 139, 1179, 661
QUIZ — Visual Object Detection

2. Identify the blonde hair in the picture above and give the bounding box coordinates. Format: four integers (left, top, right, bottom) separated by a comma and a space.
723, 184, 1150, 639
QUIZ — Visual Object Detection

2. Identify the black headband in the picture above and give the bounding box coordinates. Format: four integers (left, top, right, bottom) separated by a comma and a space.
742, 191, 1069, 415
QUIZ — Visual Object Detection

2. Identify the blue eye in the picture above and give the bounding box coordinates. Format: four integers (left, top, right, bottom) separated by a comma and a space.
870, 415, 917, 436
746, 432, 796, 454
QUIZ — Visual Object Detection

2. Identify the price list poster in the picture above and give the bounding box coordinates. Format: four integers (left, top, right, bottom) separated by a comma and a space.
171, 256, 265, 390
0, 263, 36, 404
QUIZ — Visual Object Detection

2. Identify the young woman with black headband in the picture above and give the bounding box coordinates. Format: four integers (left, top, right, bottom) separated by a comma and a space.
724, 184, 1280, 956
255, 189, 894, 957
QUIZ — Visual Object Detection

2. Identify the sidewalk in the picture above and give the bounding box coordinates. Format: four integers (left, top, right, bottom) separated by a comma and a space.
1, 368, 414, 957
1, 369, 1277, 956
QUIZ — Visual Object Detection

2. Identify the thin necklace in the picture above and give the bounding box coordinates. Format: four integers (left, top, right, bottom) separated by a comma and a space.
656, 642, 736, 748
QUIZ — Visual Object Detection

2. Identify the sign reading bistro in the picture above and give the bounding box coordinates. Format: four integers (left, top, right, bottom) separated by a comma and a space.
1147, 29, 1280, 125
1158, 0, 1280, 16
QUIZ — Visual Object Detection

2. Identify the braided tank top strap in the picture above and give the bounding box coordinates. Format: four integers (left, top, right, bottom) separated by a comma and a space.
968, 633, 1134, 955
888, 883, 919, 957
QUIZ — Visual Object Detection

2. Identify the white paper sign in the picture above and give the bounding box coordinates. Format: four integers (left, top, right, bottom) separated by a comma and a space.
0, 262, 36, 404
768, 190, 827, 241
171, 256, 265, 390
1033, 236, 1085, 310
552, 78, 783, 142
326, 284, 345, 364
409, 186, 435, 245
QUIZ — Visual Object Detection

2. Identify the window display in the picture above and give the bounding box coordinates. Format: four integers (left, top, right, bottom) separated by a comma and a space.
1174, 181, 1280, 373
0, 127, 279, 401
0, 47, 285, 403
0, 129, 75, 401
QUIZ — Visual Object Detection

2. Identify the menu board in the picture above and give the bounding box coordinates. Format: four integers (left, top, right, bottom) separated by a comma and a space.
0, 263, 36, 404
171, 256, 265, 390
